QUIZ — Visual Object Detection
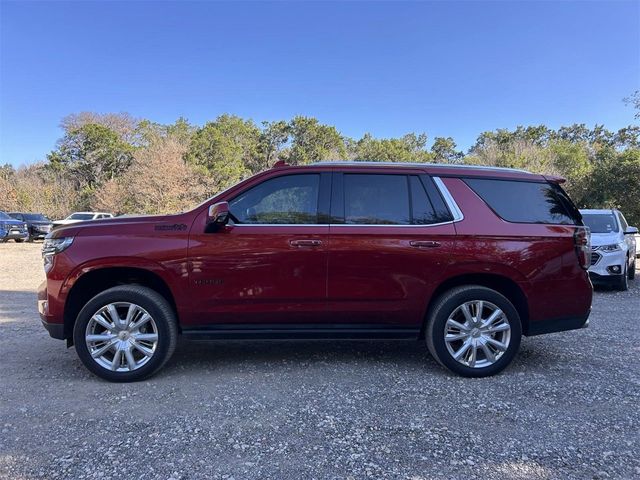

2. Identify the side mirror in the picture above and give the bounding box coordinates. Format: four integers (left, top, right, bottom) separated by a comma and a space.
206, 202, 230, 232
624, 226, 639, 235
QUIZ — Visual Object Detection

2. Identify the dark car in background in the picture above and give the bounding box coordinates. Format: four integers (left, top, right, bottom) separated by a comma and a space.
0, 211, 29, 242
8, 212, 53, 241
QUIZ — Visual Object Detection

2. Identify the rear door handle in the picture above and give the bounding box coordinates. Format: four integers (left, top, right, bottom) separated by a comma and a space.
410, 240, 441, 249
290, 239, 322, 247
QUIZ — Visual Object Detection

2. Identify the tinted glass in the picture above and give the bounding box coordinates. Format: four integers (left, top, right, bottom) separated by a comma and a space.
22, 213, 48, 221
344, 174, 410, 225
8, 213, 23, 220
0, 212, 12, 220
422, 176, 454, 222
617, 212, 629, 231
69, 213, 94, 220
230, 174, 320, 224
465, 179, 580, 225
582, 214, 619, 233
410, 176, 440, 225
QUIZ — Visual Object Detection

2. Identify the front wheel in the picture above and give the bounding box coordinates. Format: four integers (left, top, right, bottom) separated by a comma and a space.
73, 285, 178, 382
426, 286, 522, 377
615, 263, 629, 291
629, 259, 636, 280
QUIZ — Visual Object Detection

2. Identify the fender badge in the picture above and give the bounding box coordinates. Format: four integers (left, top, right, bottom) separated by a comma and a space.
154, 224, 187, 231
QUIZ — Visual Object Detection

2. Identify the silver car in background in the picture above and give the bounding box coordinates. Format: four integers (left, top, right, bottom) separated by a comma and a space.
580, 209, 637, 291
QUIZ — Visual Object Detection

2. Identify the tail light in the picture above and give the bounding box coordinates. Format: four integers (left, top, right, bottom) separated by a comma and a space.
574, 226, 591, 270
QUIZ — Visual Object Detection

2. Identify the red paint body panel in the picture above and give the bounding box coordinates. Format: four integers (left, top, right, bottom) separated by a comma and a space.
327, 223, 455, 325
40, 163, 592, 339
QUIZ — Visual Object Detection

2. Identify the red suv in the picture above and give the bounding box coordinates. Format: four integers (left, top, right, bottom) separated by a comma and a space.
38, 162, 592, 381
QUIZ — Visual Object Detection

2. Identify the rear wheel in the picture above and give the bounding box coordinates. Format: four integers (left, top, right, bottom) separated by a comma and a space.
73, 285, 178, 382
426, 286, 522, 377
14, 239, 24, 243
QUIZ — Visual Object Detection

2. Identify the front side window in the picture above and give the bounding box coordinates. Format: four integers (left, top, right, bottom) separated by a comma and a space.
617, 212, 629, 231
230, 174, 320, 224
464, 179, 581, 225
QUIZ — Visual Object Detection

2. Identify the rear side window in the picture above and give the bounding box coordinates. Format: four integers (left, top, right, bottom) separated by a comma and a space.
410, 176, 453, 224
344, 174, 410, 225
464, 178, 581, 225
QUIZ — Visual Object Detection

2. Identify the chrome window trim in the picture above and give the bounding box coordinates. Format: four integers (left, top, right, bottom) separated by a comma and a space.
432, 177, 464, 222
232, 223, 454, 228
229, 176, 463, 228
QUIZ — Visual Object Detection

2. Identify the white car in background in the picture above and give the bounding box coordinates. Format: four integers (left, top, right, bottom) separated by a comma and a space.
52, 212, 114, 229
580, 209, 637, 291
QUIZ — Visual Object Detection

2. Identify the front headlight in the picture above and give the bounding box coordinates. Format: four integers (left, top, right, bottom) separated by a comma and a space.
42, 236, 74, 272
42, 236, 74, 257
594, 244, 621, 252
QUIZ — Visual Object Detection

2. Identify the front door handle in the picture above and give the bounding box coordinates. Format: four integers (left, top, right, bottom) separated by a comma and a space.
410, 240, 441, 249
290, 239, 322, 247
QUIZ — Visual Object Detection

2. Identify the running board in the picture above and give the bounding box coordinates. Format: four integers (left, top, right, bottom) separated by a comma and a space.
181, 325, 421, 341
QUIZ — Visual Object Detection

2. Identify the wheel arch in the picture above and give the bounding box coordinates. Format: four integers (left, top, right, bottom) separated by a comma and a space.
63, 266, 180, 343
422, 273, 530, 337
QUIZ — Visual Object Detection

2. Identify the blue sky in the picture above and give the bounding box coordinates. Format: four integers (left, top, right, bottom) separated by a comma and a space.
1, 1, 638, 167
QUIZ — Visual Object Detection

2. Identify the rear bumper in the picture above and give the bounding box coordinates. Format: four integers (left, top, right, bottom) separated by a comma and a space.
525, 312, 590, 336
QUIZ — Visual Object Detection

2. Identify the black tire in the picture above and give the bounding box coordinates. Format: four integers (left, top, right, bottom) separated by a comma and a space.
425, 285, 522, 377
73, 285, 178, 382
14, 239, 24, 243
615, 264, 629, 291
629, 258, 636, 280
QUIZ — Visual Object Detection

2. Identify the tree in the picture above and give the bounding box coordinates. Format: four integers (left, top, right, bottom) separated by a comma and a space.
351, 133, 432, 162
286, 116, 346, 165
95, 136, 213, 215
61, 112, 140, 144
186, 115, 261, 189
431, 137, 463, 163
46, 123, 135, 201
260, 120, 290, 167
624, 90, 640, 119
0, 164, 79, 219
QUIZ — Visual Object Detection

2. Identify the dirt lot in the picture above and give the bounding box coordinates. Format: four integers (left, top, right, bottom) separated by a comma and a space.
1, 242, 639, 479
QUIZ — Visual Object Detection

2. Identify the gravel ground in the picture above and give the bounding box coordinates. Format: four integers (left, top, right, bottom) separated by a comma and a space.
1, 242, 639, 480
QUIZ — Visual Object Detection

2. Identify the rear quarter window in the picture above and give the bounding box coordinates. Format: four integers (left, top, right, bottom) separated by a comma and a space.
464, 178, 581, 225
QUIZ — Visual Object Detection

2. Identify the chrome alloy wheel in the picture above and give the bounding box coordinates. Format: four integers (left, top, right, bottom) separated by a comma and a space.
85, 302, 159, 372
444, 300, 511, 368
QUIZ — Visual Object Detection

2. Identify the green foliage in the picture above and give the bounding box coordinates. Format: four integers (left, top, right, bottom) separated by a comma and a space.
352, 133, 432, 163
431, 137, 463, 163
286, 116, 346, 165
46, 123, 134, 187
186, 115, 261, 189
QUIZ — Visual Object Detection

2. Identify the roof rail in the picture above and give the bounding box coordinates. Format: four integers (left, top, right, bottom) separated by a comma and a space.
308, 161, 530, 173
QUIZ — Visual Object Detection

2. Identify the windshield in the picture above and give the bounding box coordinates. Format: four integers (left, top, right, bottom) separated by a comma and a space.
582, 213, 619, 234
0, 212, 12, 220
22, 213, 49, 221
68, 213, 94, 220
